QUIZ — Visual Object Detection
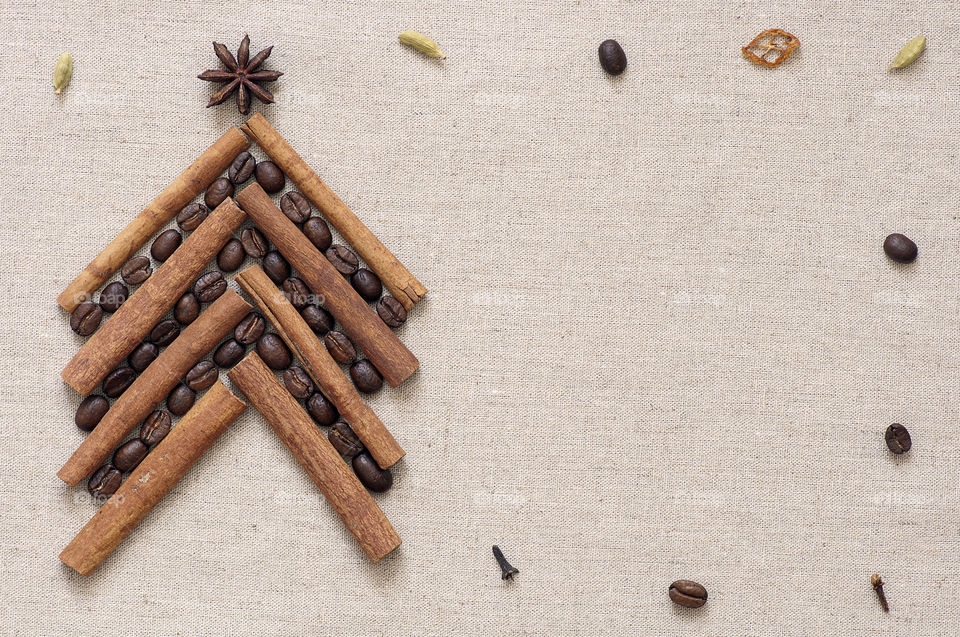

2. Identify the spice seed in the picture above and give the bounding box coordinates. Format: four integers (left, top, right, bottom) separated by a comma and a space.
398, 30, 446, 59
889, 35, 926, 70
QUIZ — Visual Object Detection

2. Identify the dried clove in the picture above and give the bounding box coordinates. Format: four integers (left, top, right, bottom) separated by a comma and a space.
871, 573, 889, 612
492, 545, 519, 580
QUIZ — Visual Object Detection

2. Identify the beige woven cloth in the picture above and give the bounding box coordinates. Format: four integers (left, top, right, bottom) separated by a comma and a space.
2, 1, 958, 634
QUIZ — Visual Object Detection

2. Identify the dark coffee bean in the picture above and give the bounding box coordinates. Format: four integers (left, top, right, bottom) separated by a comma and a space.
282, 277, 310, 308
113, 439, 148, 472
352, 452, 393, 492
149, 318, 180, 347
255, 160, 285, 193
217, 238, 245, 272
229, 151, 256, 185
306, 392, 340, 426
240, 227, 269, 258
279, 191, 311, 224
669, 580, 708, 609
351, 269, 382, 302
185, 360, 218, 391
70, 301, 103, 336
376, 295, 407, 328
121, 255, 153, 285
302, 216, 332, 252
174, 292, 201, 325
325, 244, 359, 276
235, 312, 265, 345
324, 331, 356, 364
885, 423, 912, 454
150, 228, 182, 263
88, 464, 122, 499
329, 422, 363, 456
128, 342, 159, 372
102, 366, 137, 398
139, 410, 172, 445
262, 250, 291, 285
598, 39, 627, 75
257, 333, 292, 370
883, 233, 918, 263
301, 304, 334, 335
194, 271, 227, 303
283, 367, 314, 399
176, 202, 210, 232
98, 281, 129, 313
350, 360, 383, 394
75, 395, 109, 432
213, 338, 245, 368
167, 383, 196, 416
204, 177, 234, 209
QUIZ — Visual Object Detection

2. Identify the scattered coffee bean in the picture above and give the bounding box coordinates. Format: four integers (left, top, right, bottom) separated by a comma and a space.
492, 546, 520, 580
113, 439, 148, 472
235, 312, 266, 345
351, 269, 382, 302
257, 333, 292, 370
325, 244, 359, 276
279, 191, 311, 224
598, 39, 627, 75
167, 383, 196, 416
70, 301, 103, 336
213, 338, 245, 368
149, 318, 180, 347
194, 271, 227, 303
121, 255, 152, 285
307, 392, 340, 426
324, 331, 356, 364
282, 277, 310, 308
175, 292, 201, 325
185, 360, 219, 391
885, 423, 912, 454
98, 281, 129, 313
328, 422, 363, 456
75, 395, 109, 432
88, 464, 122, 499
139, 410, 172, 445
350, 360, 383, 394
176, 202, 210, 232
102, 366, 137, 398
352, 452, 393, 492
217, 238, 245, 272
301, 304, 334, 335
376, 295, 407, 328
669, 580, 708, 609
302, 216, 332, 252
283, 367, 315, 399
262, 250, 291, 284
128, 342, 159, 372
150, 228, 182, 262
229, 151, 256, 185
883, 233, 918, 263
204, 177, 234, 209
240, 227, 269, 258
255, 160, 285, 193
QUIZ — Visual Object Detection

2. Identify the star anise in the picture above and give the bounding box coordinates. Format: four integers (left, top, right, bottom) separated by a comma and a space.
198, 34, 283, 114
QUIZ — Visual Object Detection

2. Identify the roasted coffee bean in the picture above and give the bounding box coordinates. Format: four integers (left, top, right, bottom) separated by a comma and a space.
262, 250, 290, 285
121, 255, 152, 285
139, 410, 172, 445
213, 338, 245, 368
282, 277, 310, 308
167, 383, 196, 416
229, 151, 256, 185
113, 439, 148, 472
324, 331, 356, 364
149, 318, 180, 347
302, 216, 332, 252
102, 366, 137, 398
194, 271, 227, 303
98, 281, 129, 313
240, 227, 269, 258
329, 422, 363, 456
325, 244, 359, 276
350, 360, 383, 394
352, 452, 393, 492
185, 360, 218, 391
70, 301, 103, 336
128, 342, 159, 372
283, 367, 314, 399
175, 292, 201, 325
883, 233, 918, 263
885, 423, 912, 454
235, 312, 265, 345
75, 395, 109, 432
351, 269, 382, 302
150, 228, 182, 262
217, 238, 245, 272
376, 295, 407, 328
88, 464, 122, 499
177, 202, 209, 232
306, 392, 339, 426
255, 160, 285, 193
204, 177, 234, 209
669, 580, 708, 609
301, 304, 334, 335
279, 191, 311, 224
257, 333, 292, 370
598, 39, 627, 75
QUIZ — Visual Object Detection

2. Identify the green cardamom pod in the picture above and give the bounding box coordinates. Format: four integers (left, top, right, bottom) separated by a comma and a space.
889, 35, 926, 70
53, 53, 73, 94
398, 30, 446, 59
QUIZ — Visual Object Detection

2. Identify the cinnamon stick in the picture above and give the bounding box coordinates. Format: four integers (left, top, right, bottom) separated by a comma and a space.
57, 127, 249, 312
61, 198, 247, 396
58, 290, 251, 486
235, 265, 404, 469
235, 183, 418, 387
60, 381, 246, 576
228, 353, 401, 564
240, 113, 426, 309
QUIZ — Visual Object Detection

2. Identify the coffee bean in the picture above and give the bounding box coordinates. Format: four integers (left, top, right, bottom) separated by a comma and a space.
351, 269, 382, 302
376, 295, 407, 328
350, 360, 383, 394
301, 304, 334, 335
235, 312, 265, 345
75, 395, 109, 431
598, 39, 627, 75
113, 439, 148, 472
352, 452, 393, 492
139, 410, 172, 445
283, 367, 315, 399
329, 422, 363, 456
257, 333, 292, 370
70, 301, 103, 336
669, 580, 707, 608
102, 366, 137, 398
324, 331, 356, 364
885, 423, 912, 454
240, 227, 269, 258
306, 392, 339, 426
185, 360, 218, 391
121, 255, 152, 285
883, 233, 918, 263
175, 292, 201, 325
204, 177, 234, 209
325, 244, 359, 276
194, 271, 227, 303
217, 238, 245, 272
98, 281, 129, 313
167, 383, 196, 416
176, 202, 210, 232
255, 160, 285, 193
279, 191, 311, 224
282, 277, 310, 309
149, 318, 180, 347
128, 342, 159, 372
229, 151, 256, 185
213, 338, 245, 368
150, 228, 182, 263
88, 464, 122, 499
302, 216, 332, 252
262, 250, 291, 285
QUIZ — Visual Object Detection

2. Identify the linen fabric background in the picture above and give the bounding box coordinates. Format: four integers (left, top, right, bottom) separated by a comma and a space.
1, 1, 958, 635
